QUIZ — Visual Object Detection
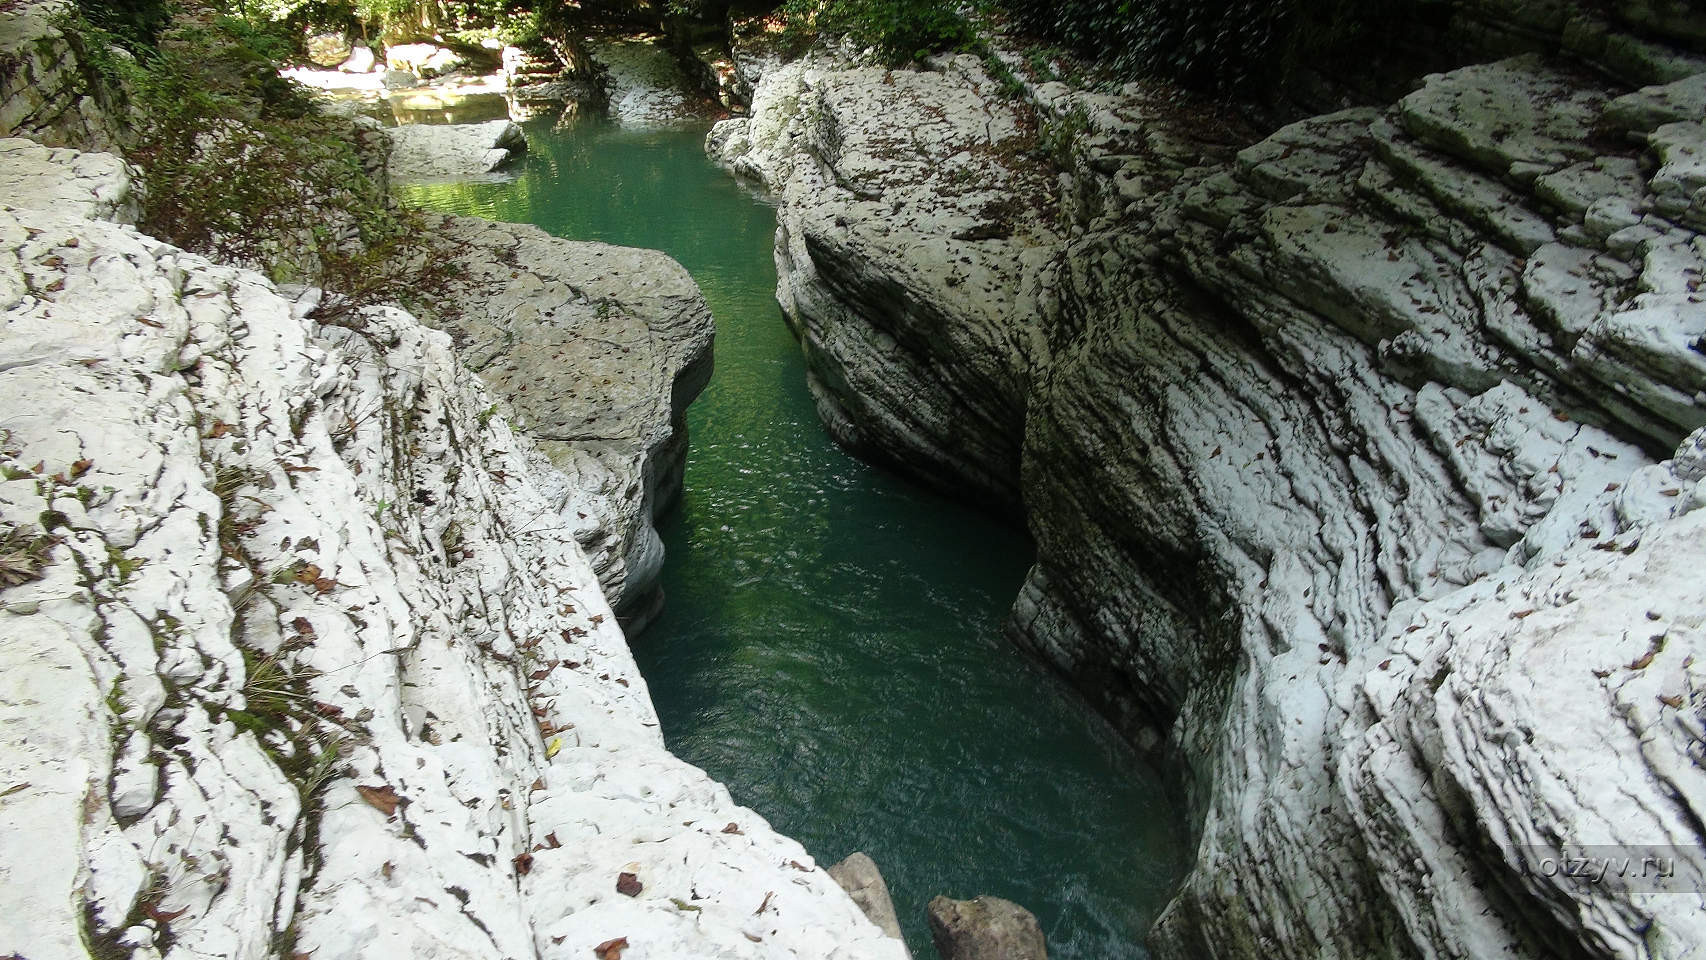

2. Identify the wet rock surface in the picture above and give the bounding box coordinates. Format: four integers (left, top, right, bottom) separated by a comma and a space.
718, 30, 1706, 960
925, 896, 1047, 960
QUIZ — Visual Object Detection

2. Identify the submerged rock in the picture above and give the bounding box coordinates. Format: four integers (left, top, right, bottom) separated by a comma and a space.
384, 117, 526, 181
925, 895, 1047, 960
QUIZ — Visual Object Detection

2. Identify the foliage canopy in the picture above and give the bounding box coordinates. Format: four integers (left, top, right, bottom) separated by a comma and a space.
68, 4, 459, 325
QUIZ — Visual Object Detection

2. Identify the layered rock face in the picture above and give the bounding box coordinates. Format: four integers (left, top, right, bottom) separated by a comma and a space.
424, 214, 715, 628
0, 136, 906, 960
713, 22, 1706, 960
0, 0, 129, 151
710, 54, 1061, 508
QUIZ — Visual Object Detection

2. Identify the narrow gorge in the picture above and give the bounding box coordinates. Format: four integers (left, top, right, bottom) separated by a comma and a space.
2, 0, 1704, 959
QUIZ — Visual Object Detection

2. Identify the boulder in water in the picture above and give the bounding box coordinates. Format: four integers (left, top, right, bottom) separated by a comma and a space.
384, 119, 525, 182
306, 32, 351, 68
338, 44, 376, 74
925, 896, 1046, 960
828, 853, 908, 948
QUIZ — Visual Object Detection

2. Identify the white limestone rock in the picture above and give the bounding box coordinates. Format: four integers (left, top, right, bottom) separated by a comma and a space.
419, 213, 715, 626
706, 54, 1061, 507
1398, 57, 1606, 178
388, 42, 465, 79
589, 37, 704, 127
0, 136, 136, 223
339, 44, 377, 74
1603, 71, 1706, 135
0, 141, 903, 960
1648, 120, 1706, 230
384, 119, 526, 182
718, 38, 1706, 960
828, 853, 907, 948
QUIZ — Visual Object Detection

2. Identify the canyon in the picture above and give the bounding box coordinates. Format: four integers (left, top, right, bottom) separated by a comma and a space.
3, 0, 1704, 956
708, 4, 1706, 957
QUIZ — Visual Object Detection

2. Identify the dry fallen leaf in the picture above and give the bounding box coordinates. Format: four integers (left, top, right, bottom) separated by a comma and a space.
356, 784, 400, 816
1659, 694, 1684, 708
721, 822, 742, 835
295, 563, 322, 584
616, 872, 642, 897
513, 852, 534, 876
593, 937, 628, 960
70, 458, 92, 478
144, 902, 187, 923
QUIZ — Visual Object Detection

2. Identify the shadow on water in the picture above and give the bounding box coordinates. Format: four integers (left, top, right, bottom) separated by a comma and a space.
404, 112, 1189, 959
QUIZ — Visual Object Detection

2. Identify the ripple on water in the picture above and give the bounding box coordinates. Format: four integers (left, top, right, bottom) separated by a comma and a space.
403, 112, 1188, 959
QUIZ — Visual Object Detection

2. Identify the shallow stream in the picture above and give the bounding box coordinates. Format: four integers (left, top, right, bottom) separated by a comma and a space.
404, 110, 1187, 958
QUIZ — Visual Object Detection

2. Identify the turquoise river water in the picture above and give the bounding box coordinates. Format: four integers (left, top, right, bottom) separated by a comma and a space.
405, 109, 1187, 958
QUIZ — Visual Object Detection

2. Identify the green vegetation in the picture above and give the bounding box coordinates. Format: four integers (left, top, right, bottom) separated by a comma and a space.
778, 0, 975, 64
67, 3, 459, 326
999, 0, 1408, 94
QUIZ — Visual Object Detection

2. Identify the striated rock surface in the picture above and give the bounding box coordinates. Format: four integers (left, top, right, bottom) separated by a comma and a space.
718, 30, 1706, 960
925, 895, 1047, 960
709, 54, 1061, 507
0, 136, 906, 960
384, 118, 527, 182
423, 213, 715, 628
